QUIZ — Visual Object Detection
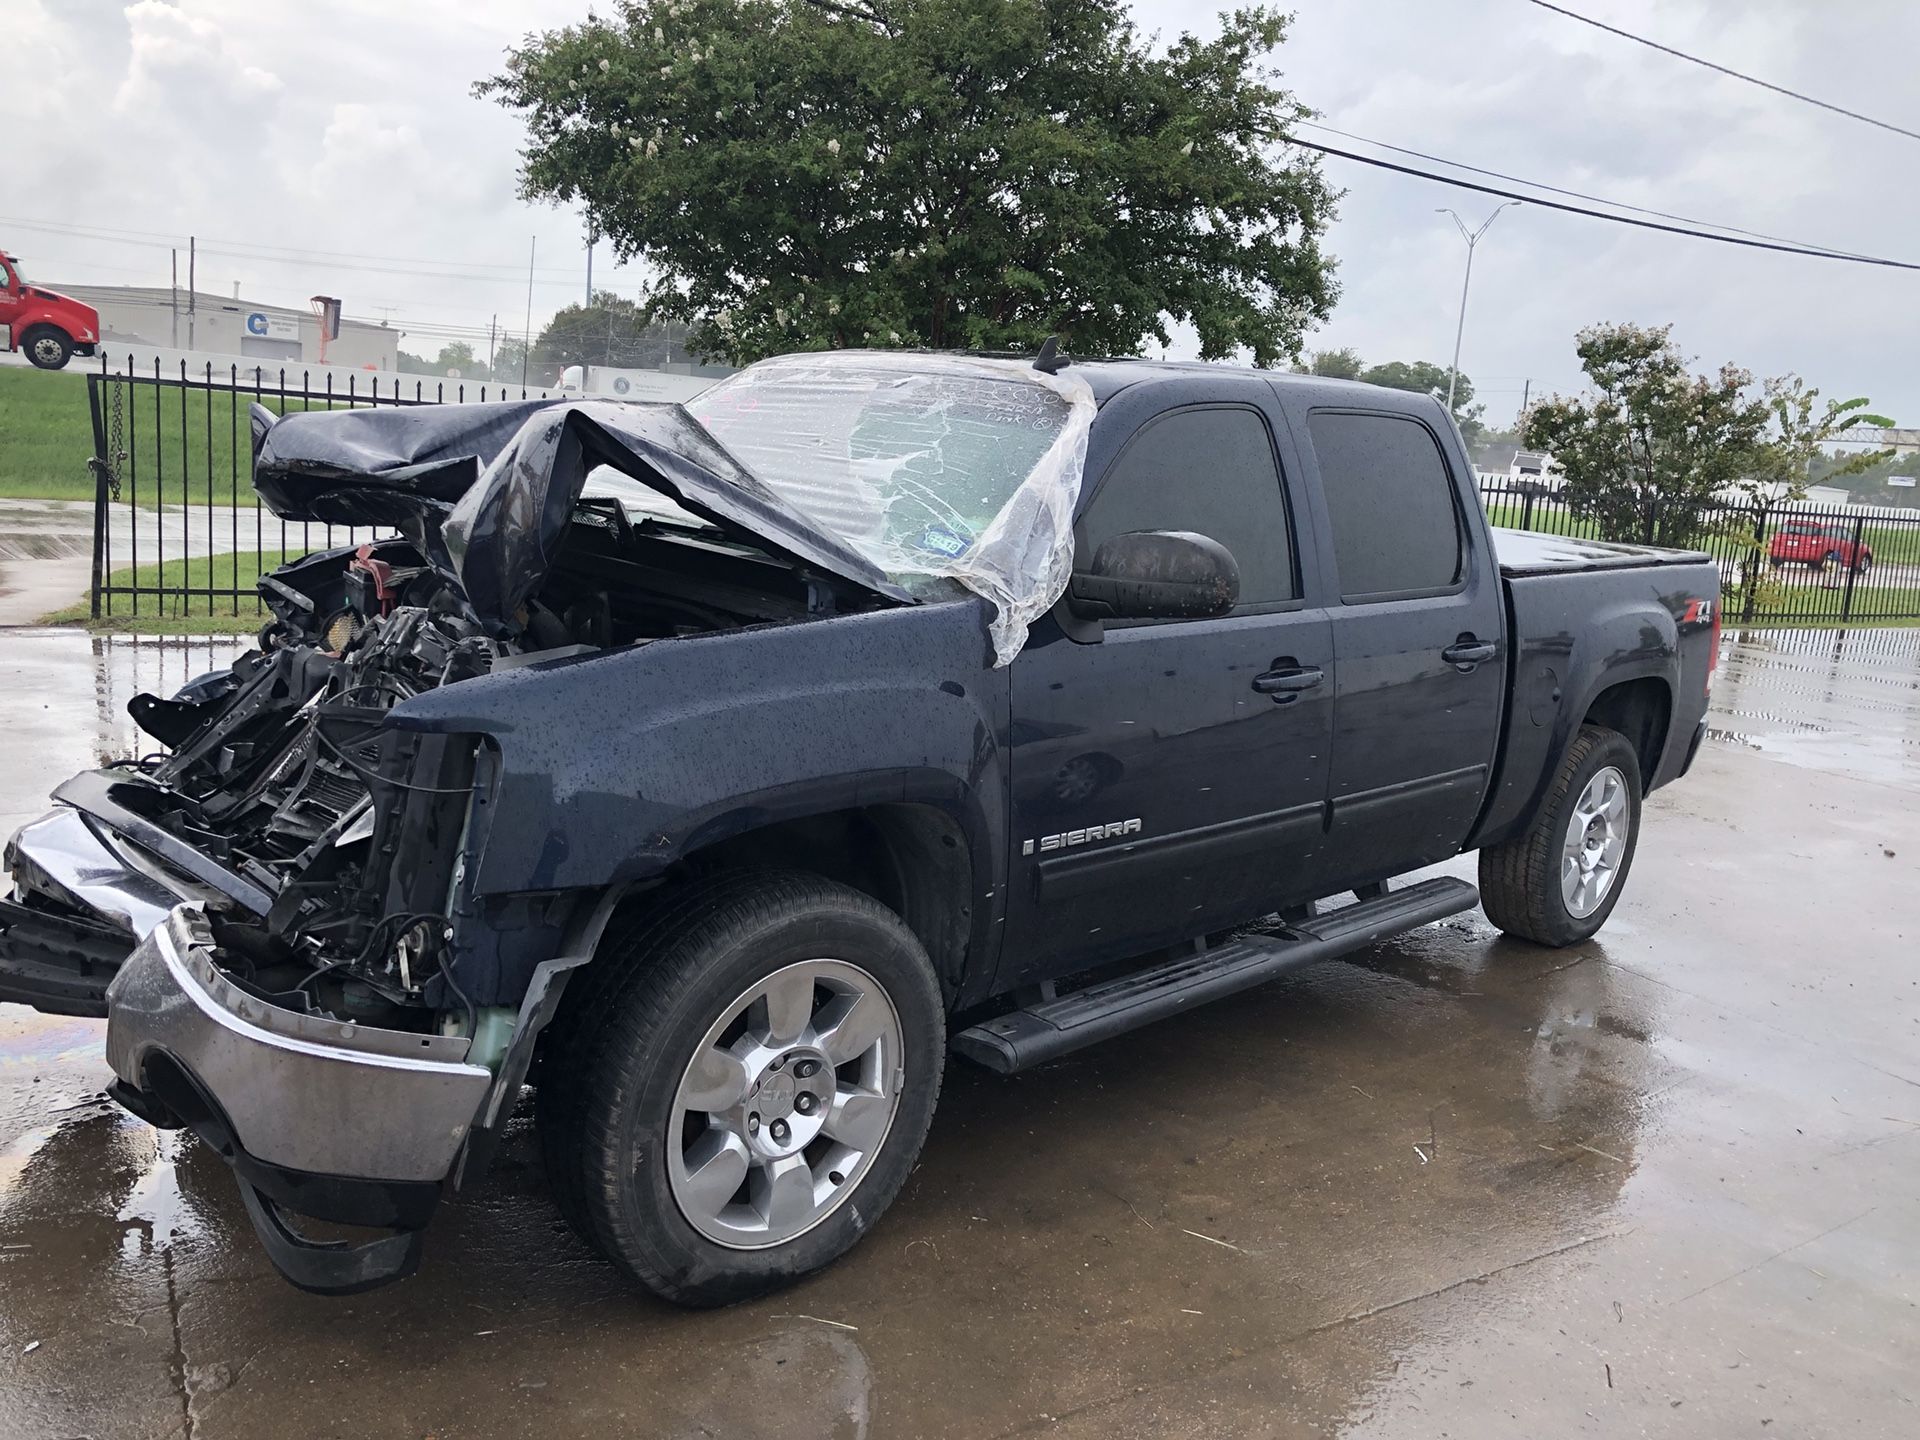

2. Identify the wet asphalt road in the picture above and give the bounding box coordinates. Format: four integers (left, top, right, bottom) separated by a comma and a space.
1, 625, 1917, 1439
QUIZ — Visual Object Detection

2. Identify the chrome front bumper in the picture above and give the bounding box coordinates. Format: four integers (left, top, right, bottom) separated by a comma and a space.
105, 905, 493, 1183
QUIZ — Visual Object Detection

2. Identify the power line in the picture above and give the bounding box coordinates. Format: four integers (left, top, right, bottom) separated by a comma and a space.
1293, 121, 1881, 261
0, 214, 598, 279
1288, 137, 1920, 272
1526, 0, 1920, 144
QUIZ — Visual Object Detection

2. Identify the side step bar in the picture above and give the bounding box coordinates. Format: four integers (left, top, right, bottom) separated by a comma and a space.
953, 877, 1479, 1075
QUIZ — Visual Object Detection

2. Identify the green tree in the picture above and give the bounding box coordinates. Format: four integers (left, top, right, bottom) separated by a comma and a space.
434, 341, 477, 376
534, 291, 695, 368
1303, 347, 1364, 379
1746, 377, 1892, 505
490, 336, 532, 385
1522, 324, 1769, 546
1360, 359, 1483, 442
1808, 444, 1920, 507
395, 348, 432, 375
477, 0, 1338, 365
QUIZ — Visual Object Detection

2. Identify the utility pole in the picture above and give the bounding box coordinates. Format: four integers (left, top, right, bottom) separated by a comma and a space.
487, 314, 498, 377
1438, 203, 1521, 415
1518, 377, 1531, 429
584, 224, 594, 308
187, 235, 197, 351
522, 236, 536, 391
170, 248, 179, 347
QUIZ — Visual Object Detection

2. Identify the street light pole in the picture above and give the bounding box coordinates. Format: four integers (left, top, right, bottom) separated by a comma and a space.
1439, 202, 1522, 417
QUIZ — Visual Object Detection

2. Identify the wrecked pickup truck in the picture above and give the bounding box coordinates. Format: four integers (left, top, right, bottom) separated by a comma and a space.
0, 351, 1719, 1304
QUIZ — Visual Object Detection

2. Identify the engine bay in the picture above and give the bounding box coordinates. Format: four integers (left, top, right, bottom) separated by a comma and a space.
25, 498, 886, 1038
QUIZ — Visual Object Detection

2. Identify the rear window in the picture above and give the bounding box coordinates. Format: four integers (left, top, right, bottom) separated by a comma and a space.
1308, 411, 1463, 600
1783, 523, 1822, 536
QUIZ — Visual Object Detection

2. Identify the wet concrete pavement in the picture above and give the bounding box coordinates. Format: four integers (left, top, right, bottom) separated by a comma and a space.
1, 626, 1917, 1438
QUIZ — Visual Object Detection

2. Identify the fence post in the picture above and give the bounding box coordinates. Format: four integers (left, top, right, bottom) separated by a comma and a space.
1838, 513, 1866, 622
85, 373, 110, 620
1743, 503, 1767, 623
1520, 489, 1536, 531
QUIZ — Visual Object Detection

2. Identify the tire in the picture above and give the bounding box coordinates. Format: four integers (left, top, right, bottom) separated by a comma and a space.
1478, 725, 1643, 948
536, 871, 945, 1307
1853, 551, 1873, 576
21, 326, 73, 371
1767, 555, 1785, 569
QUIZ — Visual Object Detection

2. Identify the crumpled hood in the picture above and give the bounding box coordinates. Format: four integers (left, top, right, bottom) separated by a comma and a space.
251, 399, 913, 626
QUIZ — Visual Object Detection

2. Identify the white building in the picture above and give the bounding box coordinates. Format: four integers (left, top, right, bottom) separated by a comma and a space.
44, 283, 397, 371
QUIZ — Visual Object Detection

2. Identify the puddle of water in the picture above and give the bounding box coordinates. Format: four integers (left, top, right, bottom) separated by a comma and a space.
0, 1014, 105, 1067
116, 1127, 198, 1245
1709, 629, 1920, 788
0, 1124, 57, 1197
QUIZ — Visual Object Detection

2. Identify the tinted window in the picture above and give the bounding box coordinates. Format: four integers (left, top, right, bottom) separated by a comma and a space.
1078, 407, 1294, 605
1309, 412, 1462, 600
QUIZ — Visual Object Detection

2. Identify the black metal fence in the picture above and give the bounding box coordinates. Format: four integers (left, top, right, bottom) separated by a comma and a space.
1476, 477, 1920, 625
85, 358, 553, 622
81, 360, 1920, 629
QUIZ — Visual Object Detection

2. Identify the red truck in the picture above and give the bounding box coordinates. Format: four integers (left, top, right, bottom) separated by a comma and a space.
0, 251, 100, 370
1769, 519, 1872, 574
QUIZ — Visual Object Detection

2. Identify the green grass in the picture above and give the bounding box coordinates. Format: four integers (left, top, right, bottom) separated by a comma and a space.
1738, 579, 1920, 626
38, 548, 292, 633
0, 365, 382, 505
0, 366, 92, 500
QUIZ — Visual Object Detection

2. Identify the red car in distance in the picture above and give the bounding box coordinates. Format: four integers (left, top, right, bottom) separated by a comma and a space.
1769, 520, 1872, 574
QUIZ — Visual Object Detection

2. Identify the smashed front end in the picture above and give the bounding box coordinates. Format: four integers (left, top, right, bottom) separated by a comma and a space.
0, 396, 908, 1292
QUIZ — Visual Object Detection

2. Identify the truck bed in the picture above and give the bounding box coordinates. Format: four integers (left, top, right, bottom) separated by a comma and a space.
1493, 527, 1713, 577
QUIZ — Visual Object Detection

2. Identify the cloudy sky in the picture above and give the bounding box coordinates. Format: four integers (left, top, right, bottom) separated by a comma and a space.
7, 0, 1916, 425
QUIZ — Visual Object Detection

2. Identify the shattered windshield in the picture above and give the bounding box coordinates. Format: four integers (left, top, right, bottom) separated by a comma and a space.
687, 353, 1079, 579
684, 351, 1096, 664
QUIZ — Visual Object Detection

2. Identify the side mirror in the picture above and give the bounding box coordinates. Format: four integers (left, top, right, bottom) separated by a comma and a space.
1068, 530, 1240, 621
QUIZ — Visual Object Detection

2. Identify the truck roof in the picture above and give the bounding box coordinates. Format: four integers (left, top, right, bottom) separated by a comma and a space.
884, 351, 1450, 417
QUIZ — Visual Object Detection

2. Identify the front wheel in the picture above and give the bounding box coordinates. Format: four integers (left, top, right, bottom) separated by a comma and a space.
1853, 551, 1873, 576
22, 326, 73, 370
1478, 725, 1643, 947
536, 872, 945, 1307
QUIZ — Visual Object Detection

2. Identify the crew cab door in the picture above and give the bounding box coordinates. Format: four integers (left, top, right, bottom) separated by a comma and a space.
998, 384, 1335, 988
1291, 404, 1504, 882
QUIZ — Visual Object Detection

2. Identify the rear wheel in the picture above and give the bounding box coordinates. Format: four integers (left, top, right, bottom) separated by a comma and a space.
21, 326, 73, 371
537, 871, 945, 1307
1478, 725, 1642, 947
1853, 551, 1873, 576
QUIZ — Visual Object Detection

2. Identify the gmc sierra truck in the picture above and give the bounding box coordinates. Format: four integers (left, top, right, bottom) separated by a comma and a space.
0, 350, 1719, 1304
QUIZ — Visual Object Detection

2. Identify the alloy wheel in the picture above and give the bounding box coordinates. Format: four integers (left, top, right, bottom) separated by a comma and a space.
1561, 764, 1628, 919
667, 959, 904, 1249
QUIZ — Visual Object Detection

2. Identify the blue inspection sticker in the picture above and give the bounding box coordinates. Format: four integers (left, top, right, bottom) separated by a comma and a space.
919, 526, 972, 559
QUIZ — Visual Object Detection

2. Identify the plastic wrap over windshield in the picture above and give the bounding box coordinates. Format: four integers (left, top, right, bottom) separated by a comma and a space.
689, 352, 1096, 665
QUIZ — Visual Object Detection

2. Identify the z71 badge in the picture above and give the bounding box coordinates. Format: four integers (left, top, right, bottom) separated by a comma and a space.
1023, 818, 1142, 856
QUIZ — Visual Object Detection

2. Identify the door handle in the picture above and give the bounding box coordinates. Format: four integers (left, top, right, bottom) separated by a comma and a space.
1252, 665, 1325, 701
1442, 639, 1497, 668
